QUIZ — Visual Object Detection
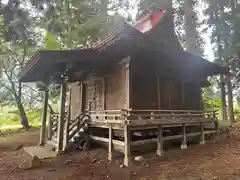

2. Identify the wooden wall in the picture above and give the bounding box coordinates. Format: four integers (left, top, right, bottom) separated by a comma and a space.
131, 71, 157, 109
70, 59, 128, 112
70, 57, 203, 114
70, 82, 82, 118
105, 63, 127, 110
183, 82, 202, 110
159, 78, 182, 110
131, 62, 203, 111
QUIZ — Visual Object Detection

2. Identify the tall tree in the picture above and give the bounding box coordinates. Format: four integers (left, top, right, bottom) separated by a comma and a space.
183, 0, 202, 55
0, 0, 44, 128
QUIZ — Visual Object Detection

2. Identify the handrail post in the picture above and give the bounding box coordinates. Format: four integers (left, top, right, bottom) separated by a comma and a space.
48, 113, 52, 140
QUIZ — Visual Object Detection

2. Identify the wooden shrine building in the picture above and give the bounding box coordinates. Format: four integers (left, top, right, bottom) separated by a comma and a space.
20, 9, 233, 166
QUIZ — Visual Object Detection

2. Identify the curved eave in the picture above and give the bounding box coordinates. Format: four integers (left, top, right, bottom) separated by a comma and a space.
20, 48, 97, 82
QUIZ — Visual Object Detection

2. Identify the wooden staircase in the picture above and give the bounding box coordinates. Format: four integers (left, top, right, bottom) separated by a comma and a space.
45, 112, 91, 152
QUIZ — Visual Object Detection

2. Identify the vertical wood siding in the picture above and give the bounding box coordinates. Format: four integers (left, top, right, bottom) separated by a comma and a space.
105, 64, 126, 110
70, 82, 82, 118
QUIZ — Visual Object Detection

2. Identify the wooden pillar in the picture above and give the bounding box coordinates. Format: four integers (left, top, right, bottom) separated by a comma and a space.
181, 81, 185, 109
200, 122, 205, 145
47, 114, 52, 140
64, 85, 71, 151
124, 124, 131, 167
157, 126, 163, 156
157, 75, 161, 109
181, 124, 187, 149
57, 82, 67, 152
102, 78, 106, 110
226, 74, 235, 122
80, 82, 84, 113
122, 56, 130, 110
220, 75, 227, 120
200, 88, 204, 110
39, 89, 49, 146
108, 124, 113, 161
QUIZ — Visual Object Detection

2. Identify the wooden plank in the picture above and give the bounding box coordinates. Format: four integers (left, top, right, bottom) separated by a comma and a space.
130, 126, 159, 131
104, 120, 128, 124
130, 138, 157, 146
129, 119, 217, 126
90, 135, 124, 146
89, 122, 124, 130
204, 130, 217, 135
163, 135, 182, 140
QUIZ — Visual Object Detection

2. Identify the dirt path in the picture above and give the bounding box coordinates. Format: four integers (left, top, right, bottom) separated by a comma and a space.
1, 127, 240, 180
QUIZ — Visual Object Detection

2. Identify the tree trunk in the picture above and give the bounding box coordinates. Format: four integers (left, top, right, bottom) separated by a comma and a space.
17, 99, 30, 129
184, 0, 201, 56
12, 82, 30, 129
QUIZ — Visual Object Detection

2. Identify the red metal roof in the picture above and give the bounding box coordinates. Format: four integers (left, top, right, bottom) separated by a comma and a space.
133, 8, 166, 33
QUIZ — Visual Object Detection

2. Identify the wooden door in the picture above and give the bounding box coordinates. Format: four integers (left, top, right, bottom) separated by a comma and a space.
83, 79, 103, 112
160, 78, 181, 110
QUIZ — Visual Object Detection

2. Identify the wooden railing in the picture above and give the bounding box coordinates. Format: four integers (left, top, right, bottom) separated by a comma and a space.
86, 110, 127, 122
83, 109, 218, 126
48, 112, 59, 140
128, 109, 218, 120
67, 114, 90, 141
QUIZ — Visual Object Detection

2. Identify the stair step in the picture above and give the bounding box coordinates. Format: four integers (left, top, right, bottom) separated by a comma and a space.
45, 140, 57, 151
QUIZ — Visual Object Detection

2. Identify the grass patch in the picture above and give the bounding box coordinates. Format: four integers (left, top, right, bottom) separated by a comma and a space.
0, 108, 42, 127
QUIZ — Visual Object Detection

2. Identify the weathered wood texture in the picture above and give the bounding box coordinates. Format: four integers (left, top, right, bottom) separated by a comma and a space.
132, 71, 157, 109
70, 82, 82, 118
39, 89, 49, 146
105, 63, 126, 110
131, 66, 203, 111
68, 59, 128, 113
